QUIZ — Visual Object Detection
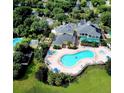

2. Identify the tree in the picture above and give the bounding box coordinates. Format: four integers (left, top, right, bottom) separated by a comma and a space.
49, 33, 55, 40
101, 39, 107, 46
47, 71, 55, 85
14, 40, 32, 54
98, 5, 111, 13
100, 12, 111, 27
31, 21, 41, 32
91, 0, 105, 7
65, 75, 74, 84
31, 19, 48, 34
14, 24, 30, 37
51, 20, 61, 29
13, 39, 32, 79
71, 8, 82, 19
85, 9, 96, 20
47, 71, 74, 86
13, 14, 23, 28
13, 0, 20, 8
13, 6, 32, 28
46, 0, 76, 12
13, 51, 24, 64
46, 1, 54, 11
39, 19, 49, 31
37, 1, 44, 8
24, 0, 39, 7
52, 7, 64, 15
99, 22, 105, 32
54, 13, 67, 22
24, 17, 33, 26
13, 63, 22, 78
35, 65, 48, 82
67, 41, 72, 47
47, 71, 62, 86
81, 0, 87, 7
43, 9, 51, 17
14, 6, 32, 18
13, 51, 24, 79
105, 58, 111, 75
34, 48, 43, 62
53, 45, 61, 49
13, 0, 19, 5
55, 75, 63, 86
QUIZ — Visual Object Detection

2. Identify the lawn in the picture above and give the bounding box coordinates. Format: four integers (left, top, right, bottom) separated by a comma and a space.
14, 60, 111, 93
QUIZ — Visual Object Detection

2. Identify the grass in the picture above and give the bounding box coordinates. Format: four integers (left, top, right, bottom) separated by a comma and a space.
14, 59, 111, 93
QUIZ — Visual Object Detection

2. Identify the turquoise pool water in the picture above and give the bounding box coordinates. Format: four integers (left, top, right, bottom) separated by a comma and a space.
13, 38, 23, 46
61, 50, 94, 67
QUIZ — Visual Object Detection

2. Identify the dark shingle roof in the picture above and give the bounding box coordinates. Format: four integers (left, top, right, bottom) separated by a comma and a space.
53, 34, 75, 45
52, 21, 101, 45
76, 23, 101, 37
55, 23, 76, 34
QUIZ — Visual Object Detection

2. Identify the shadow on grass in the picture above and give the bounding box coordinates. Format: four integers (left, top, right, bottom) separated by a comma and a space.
17, 61, 36, 81
25, 86, 43, 93
70, 64, 107, 85
77, 64, 106, 77
26, 86, 62, 93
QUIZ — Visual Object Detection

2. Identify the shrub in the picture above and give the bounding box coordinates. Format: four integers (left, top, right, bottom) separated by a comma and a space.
13, 39, 33, 79
47, 71, 74, 86
34, 48, 43, 62
91, 0, 105, 7
55, 78, 62, 86
35, 66, 75, 86
14, 6, 32, 18
13, 51, 25, 64
105, 58, 111, 75
81, 0, 87, 7
13, 63, 22, 79
101, 39, 107, 46
14, 39, 32, 54
49, 33, 55, 40
68, 46, 78, 49
13, 51, 30, 79
35, 65, 48, 82
81, 40, 99, 47
100, 12, 111, 27
53, 45, 61, 49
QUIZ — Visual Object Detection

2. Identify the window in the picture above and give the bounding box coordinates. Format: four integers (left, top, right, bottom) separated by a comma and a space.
96, 36, 99, 38
82, 33, 84, 35
89, 35, 91, 37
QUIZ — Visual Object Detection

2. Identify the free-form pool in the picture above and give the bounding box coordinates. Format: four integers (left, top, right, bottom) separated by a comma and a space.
61, 50, 94, 67
13, 38, 23, 46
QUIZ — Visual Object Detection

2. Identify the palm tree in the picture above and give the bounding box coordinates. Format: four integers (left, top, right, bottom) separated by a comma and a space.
67, 41, 72, 47
66, 75, 73, 85
99, 22, 106, 40
73, 30, 78, 46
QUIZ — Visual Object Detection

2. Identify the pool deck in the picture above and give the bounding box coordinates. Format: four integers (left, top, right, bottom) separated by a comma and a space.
45, 45, 111, 76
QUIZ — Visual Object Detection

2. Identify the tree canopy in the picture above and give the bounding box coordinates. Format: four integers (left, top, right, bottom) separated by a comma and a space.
13, 51, 24, 64
91, 0, 105, 7
100, 12, 111, 27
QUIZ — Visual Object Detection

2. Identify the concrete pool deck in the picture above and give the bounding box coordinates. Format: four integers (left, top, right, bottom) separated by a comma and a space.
45, 45, 111, 76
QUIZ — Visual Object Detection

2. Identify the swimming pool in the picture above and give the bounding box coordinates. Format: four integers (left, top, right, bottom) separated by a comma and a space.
60, 50, 94, 67
13, 38, 23, 46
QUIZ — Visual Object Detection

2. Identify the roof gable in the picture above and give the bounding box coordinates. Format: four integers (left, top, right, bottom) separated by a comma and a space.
53, 34, 75, 45
77, 23, 101, 37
